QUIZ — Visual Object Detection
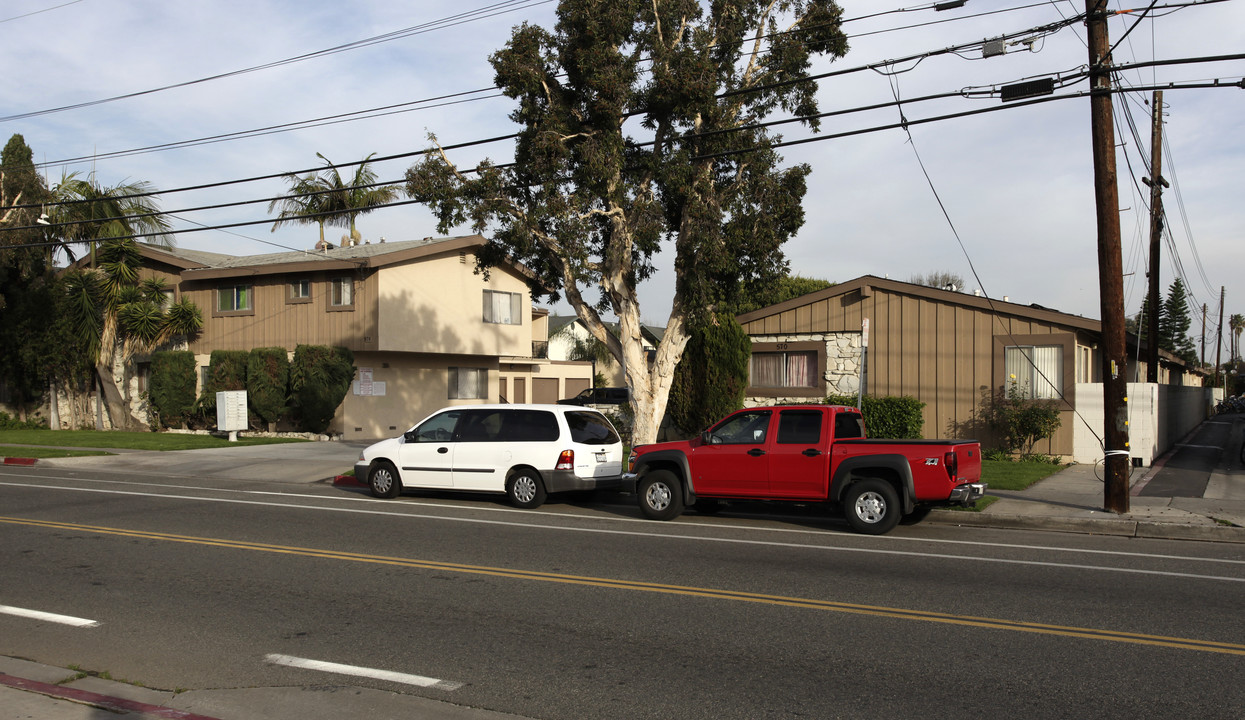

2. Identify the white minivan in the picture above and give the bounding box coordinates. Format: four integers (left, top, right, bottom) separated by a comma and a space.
354, 404, 625, 509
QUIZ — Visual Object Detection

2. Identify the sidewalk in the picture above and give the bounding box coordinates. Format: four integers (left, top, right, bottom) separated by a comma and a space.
925, 461, 1245, 542
0, 655, 526, 720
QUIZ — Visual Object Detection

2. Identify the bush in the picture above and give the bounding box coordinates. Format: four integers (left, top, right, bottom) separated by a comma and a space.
290, 345, 354, 434
667, 316, 751, 436
0, 411, 47, 431
984, 383, 1062, 455
826, 394, 925, 439
247, 348, 290, 429
148, 351, 197, 428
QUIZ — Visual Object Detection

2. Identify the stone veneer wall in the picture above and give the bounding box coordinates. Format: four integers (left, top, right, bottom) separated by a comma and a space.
743, 332, 864, 407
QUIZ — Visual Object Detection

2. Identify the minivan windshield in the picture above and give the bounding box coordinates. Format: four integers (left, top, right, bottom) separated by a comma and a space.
565, 411, 621, 444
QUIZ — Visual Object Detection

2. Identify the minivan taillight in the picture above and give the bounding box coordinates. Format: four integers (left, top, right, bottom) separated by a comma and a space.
944, 450, 958, 481
556, 450, 574, 471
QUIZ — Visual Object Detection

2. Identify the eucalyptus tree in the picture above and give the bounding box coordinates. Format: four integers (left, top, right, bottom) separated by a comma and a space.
406, 0, 848, 443
271, 153, 399, 245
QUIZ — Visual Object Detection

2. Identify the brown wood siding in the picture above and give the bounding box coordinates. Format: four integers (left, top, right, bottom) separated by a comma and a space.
181, 270, 379, 353
744, 284, 1084, 455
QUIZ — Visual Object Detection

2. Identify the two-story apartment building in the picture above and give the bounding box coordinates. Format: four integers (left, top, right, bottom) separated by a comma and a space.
128, 234, 592, 440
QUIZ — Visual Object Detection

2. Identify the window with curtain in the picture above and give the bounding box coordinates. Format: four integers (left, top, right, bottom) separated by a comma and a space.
1005, 345, 1062, 399
217, 284, 251, 312
449, 367, 488, 399
330, 277, 353, 306
483, 290, 522, 325
750, 351, 818, 389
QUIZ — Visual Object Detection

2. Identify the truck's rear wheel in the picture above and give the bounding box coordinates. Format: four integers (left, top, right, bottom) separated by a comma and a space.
843, 478, 901, 535
638, 470, 684, 521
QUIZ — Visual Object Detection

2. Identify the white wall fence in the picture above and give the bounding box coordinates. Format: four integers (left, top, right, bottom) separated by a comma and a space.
1073, 383, 1222, 466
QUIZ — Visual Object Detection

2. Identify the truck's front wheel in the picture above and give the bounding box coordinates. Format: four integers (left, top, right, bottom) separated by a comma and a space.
638, 470, 684, 521
843, 478, 901, 535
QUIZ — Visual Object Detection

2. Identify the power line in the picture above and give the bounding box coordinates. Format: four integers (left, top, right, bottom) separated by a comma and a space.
0, 0, 553, 124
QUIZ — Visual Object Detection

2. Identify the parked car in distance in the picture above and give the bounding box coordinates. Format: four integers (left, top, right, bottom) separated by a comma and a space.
355, 404, 624, 509
557, 387, 631, 406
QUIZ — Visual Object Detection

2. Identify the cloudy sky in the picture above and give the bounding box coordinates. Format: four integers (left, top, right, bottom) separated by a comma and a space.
3, 0, 1242, 340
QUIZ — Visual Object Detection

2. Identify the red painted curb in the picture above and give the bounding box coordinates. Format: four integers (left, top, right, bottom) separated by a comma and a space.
0, 672, 221, 719
2, 457, 37, 466
333, 474, 366, 487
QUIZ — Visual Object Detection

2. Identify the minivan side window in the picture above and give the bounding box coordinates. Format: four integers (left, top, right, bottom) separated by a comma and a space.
412, 411, 461, 442
497, 410, 560, 442
565, 411, 620, 444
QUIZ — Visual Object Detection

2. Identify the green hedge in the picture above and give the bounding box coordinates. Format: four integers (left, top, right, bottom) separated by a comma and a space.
247, 347, 290, 428
667, 317, 751, 436
149, 350, 197, 428
290, 345, 354, 434
826, 394, 925, 439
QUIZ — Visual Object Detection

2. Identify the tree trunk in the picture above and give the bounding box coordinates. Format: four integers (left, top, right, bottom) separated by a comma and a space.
95, 363, 136, 431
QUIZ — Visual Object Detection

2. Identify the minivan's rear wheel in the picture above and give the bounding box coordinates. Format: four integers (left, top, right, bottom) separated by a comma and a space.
368, 461, 401, 499
506, 469, 547, 509
843, 478, 901, 535
638, 470, 684, 521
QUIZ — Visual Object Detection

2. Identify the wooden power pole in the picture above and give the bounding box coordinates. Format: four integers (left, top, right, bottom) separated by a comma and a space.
1086, 0, 1130, 514
1144, 90, 1166, 383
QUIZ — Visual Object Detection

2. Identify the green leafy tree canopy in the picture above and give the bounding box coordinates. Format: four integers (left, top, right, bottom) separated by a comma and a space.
405, 0, 848, 444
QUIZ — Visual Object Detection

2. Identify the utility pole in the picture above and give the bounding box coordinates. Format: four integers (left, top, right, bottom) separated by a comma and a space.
1086, 0, 1130, 514
1216, 287, 1225, 387
1201, 303, 1208, 368
1143, 90, 1166, 383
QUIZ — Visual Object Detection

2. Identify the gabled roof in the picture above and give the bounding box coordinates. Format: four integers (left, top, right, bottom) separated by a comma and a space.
550, 315, 665, 346
736, 274, 1102, 333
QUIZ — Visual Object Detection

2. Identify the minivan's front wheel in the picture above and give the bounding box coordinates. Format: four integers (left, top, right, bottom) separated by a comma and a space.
843, 478, 901, 535
368, 461, 401, 499
638, 470, 684, 521
506, 469, 547, 509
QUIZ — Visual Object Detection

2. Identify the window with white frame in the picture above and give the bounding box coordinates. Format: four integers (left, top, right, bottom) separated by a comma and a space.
483, 290, 522, 325
330, 277, 353, 307
750, 350, 818, 388
1005, 345, 1063, 399
449, 367, 488, 399
217, 284, 252, 312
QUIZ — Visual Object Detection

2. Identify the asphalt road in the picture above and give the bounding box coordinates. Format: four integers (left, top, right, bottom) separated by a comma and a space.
2, 463, 1243, 719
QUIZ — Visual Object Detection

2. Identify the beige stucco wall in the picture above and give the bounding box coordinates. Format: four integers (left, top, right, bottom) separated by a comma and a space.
377, 253, 531, 357
338, 352, 498, 440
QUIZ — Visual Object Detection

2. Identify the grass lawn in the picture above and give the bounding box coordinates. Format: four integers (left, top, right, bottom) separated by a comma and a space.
981, 458, 1068, 491
0, 429, 307, 453
943, 458, 1068, 512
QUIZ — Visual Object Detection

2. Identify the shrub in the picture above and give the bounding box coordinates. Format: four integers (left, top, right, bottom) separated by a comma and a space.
826, 394, 926, 439
148, 351, 197, 428
290, 345, 354, 434
0, 411, 47, 431
247, 347, 290, 429
984, 383, 1063, 454
667, 316, 751, 436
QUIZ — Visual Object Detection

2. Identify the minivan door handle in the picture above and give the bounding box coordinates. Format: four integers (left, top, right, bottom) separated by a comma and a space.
747, 448, 766, 457
438, 447, 449, 454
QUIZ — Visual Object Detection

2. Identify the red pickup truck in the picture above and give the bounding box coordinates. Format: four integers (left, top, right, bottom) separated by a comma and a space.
622, 404, 985, 534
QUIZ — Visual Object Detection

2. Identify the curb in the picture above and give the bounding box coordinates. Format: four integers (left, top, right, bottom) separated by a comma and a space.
2, 457, 37, 466
0, 672, 223, 720
926, 509, 1245, 543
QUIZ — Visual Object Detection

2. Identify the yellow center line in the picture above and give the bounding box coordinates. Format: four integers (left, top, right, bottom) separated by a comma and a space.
5, 515, 1243, 656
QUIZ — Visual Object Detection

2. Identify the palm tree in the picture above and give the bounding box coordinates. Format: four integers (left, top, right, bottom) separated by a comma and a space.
46, 174, 197, 430
1230, 314, 1244, 362
269, 153, 399, 246
47, 171, 174, 263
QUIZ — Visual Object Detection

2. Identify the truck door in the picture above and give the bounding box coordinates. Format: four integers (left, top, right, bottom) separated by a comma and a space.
693, 409, 772, 497
769, 408, 830, 498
